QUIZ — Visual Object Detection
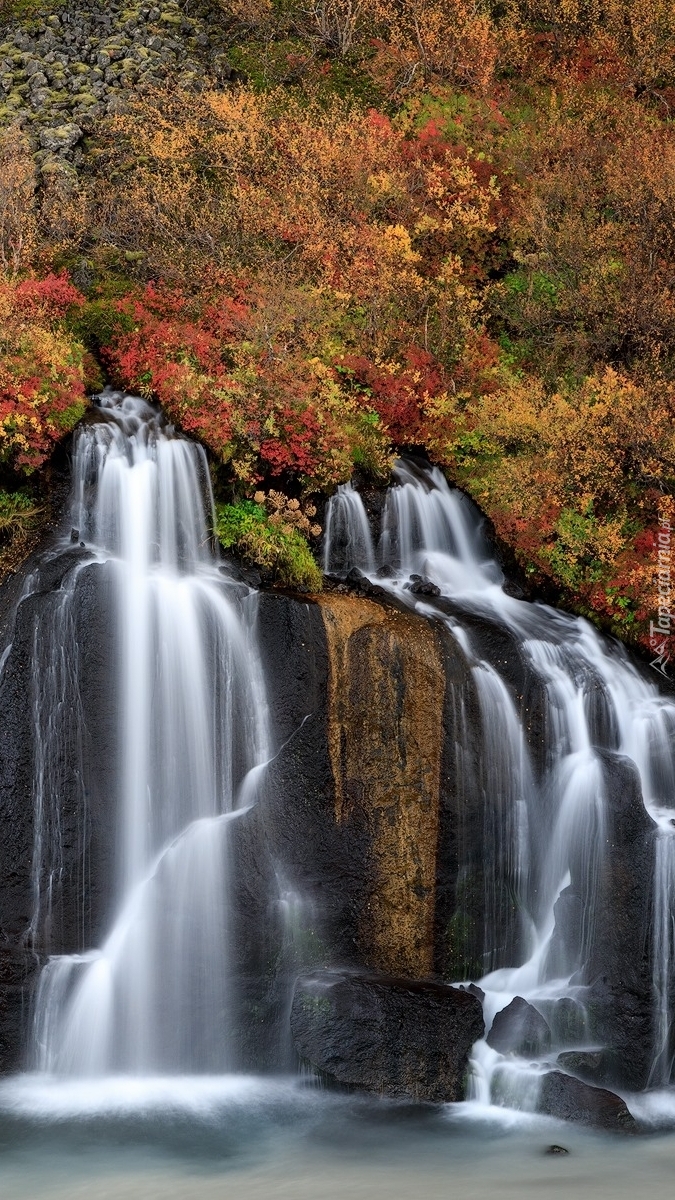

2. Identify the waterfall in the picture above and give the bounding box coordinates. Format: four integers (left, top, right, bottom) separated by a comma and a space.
29, 392, 270, 1077
323, 482, 376, 575
325, 458, 675, 1097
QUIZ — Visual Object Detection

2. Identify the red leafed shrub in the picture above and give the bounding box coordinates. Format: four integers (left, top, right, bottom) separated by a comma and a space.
337, 347, 445, 444
100, 285, 356, 486
12, 272, 84, 323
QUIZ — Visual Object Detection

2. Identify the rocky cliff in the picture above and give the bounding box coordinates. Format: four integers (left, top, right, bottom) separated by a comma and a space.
0, 520, 663, 1098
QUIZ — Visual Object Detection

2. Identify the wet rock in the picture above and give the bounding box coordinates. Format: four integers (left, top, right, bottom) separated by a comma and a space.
579, 751, 656, 1090
459, 982, 485, 1003
545, 1144, 569, 1155
537, 1070, 637, 1133
291, 970, 484, 1101
557, 1050, 606, 1085
503, 580, 526, 599
0, 551, 119, 1071
408, 575, 441, 596
535, 996, 588, 1047
345, 566, 364, 585
487, 996, 552, 1056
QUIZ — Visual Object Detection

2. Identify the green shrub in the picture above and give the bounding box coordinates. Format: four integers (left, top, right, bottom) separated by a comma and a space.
215, 500, 323, 591
0, 489, 38, 534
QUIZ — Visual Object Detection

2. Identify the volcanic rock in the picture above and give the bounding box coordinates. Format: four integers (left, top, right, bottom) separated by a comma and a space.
290, 969, 484, 1102
487, 996, 551, 1056
537, 1070, 637, 1133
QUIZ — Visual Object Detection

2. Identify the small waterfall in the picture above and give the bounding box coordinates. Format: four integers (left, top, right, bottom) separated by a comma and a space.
28, 583, 87, 955
30, 392, 270, 1077
458, 659, 534, 977
328, 457, 675, 1099
323, 482, 375, 575
379, 459, 501, 589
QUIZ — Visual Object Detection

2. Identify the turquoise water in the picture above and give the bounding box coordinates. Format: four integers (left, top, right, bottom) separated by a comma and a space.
1, 1077, 674, 1200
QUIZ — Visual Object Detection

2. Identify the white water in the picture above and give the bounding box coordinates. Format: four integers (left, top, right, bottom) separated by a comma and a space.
325, 458, 675, 1103
30, 392, 270, 1077
3, 1082, 675, 1200
323, 481, 375, 575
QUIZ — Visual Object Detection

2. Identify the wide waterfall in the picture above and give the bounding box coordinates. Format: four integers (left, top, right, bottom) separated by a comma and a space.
324, 458, 675, 1101
5, 415, 675, 1134
29, 391, 270, 1077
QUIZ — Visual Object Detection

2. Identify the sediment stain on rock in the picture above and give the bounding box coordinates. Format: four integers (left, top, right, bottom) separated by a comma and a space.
316, 594, 445, 978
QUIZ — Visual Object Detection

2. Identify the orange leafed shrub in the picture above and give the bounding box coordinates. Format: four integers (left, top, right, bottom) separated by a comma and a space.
70, 87, 499, 373
367, 0, 498, 95
0, 125, 36, 278
425, 367, 675, 641
0, 274, 89, 474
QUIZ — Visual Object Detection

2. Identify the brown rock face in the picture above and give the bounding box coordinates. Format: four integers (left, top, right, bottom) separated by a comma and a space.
317, 595, 445, 978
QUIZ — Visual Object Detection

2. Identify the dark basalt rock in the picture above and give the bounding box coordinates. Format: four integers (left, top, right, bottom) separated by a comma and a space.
557, 1050, 606, 1085
290, 969, 484, 1102
578, 751, 656, 1090
407, 575, 441, 597
256, 592, 364, 968
341, 567, 386, 597
0, 550, 117, 1071
487, 996, 551, 1056
537, 1070, 638, 1133
535, 997, 588, 1048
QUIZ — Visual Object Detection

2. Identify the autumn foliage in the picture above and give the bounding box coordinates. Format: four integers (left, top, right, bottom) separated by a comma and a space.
0, 273, 90, 473
4, 0, 675, 638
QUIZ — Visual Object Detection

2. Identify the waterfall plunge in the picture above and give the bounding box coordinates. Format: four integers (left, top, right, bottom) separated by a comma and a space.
31, 392, 270, 1077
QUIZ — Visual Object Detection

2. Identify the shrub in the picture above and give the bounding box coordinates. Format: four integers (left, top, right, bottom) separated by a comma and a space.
215, 499, 323, 590
0, 488, 38, 534
0, 273, 88, 474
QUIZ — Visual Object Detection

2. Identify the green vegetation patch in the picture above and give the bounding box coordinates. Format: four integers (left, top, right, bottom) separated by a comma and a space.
0, 488, 37, 533
215, 499, 323, 592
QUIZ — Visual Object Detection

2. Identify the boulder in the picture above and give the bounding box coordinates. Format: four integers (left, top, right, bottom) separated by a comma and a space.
38, 122, 82, 152
557, 1049, 615, 1087
290, 969, 484, 1102
487, 996, 551, 1056
538, 1070, 637, 1133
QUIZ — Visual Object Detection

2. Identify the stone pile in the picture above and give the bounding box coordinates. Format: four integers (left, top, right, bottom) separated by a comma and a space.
0, 0, 233, 165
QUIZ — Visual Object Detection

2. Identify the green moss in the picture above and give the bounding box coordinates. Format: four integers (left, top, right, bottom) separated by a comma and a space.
215, 499, 323, 591
0, 0, 65, 22
68, 298, 136, 352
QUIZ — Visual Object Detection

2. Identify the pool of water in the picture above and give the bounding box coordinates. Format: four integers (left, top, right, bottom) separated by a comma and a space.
1, 1076, 675, 1200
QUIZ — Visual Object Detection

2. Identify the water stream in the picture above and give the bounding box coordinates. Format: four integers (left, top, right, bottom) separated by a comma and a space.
29, 392, 270, 1077
324, 458, 675, 1107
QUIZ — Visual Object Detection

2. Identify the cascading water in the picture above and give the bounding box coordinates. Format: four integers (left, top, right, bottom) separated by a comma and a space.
30, 391, 270, 1077
324, 458, 675, 1104
323, 481, 376, 575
